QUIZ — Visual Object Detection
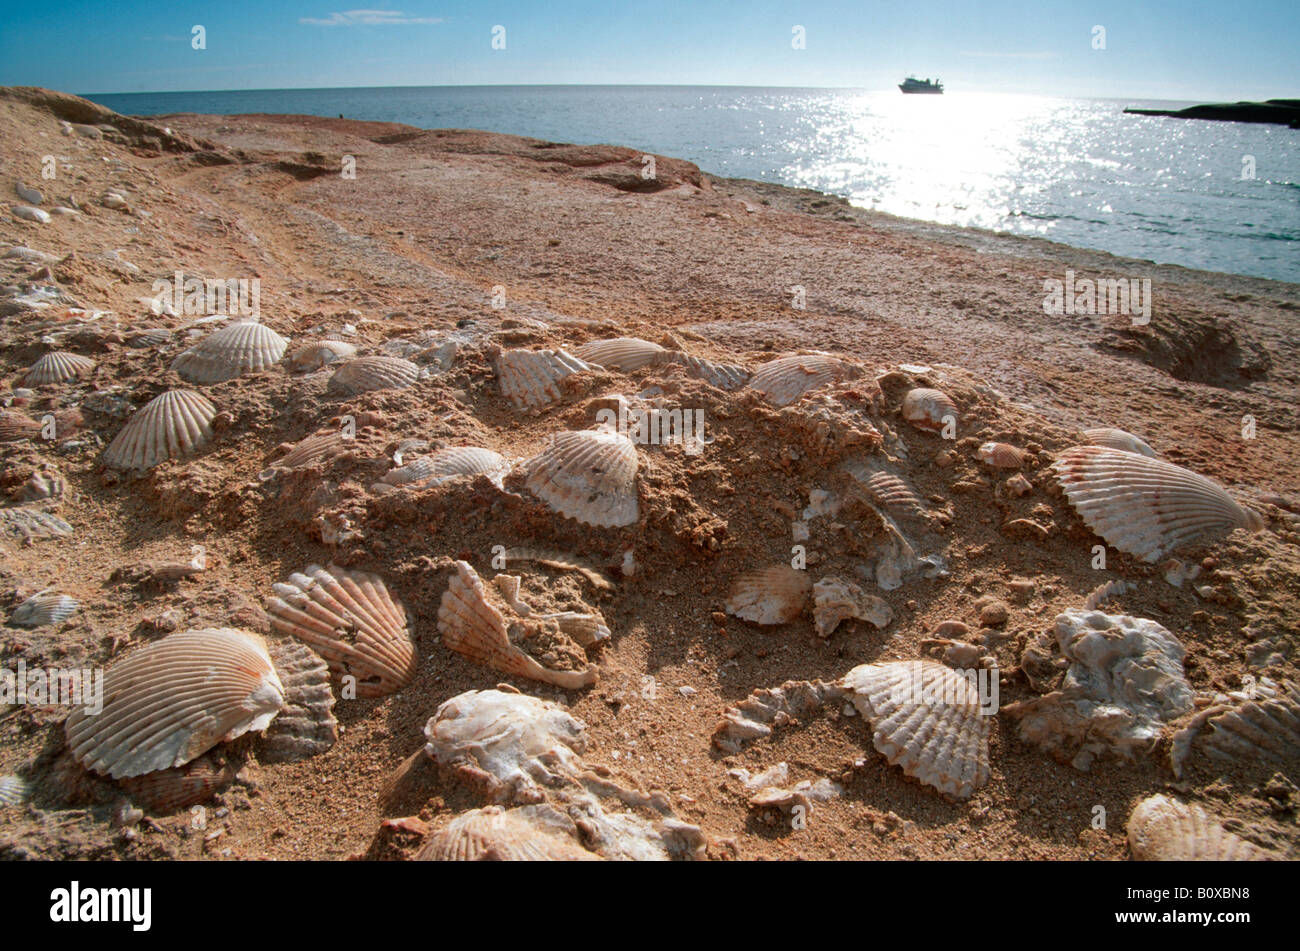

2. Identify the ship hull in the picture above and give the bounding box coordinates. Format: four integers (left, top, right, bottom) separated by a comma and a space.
899, 85, 943, 94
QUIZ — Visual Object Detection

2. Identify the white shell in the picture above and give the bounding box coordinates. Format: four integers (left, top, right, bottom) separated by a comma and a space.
748, 354, 851, 407
496, 348, 592, 411
266, 564, 417, 698
379, 446, 508, 489
257, 641, 338, 763
1083, 427, 1157, 457
572, 337, 665, 371
329, 356, 419, 394
9, 590, 78, 627
976, 442, 1028, 468
1052, 446, 1264, 562
0, 774, 30, 807
0, 507, 73, 542
64, 628, 284, 780
12, 205, 50, 224
1127, 794, 1271, 861
522, 429, 639, 528
285, 340, 357, 373
648, 350, 751, 390
170, 322, 288, 384
901, 387, 958, 432
416, 805, 601, 861
24, 351, 95, 386
725, 566, 812, 625
437, 560, 599, 689
839, 660, 991, 799
812, 577, 892, 637
102, 390, 216, 470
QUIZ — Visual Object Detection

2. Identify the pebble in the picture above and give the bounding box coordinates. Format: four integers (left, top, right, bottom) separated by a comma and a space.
977, 599, 1010, 627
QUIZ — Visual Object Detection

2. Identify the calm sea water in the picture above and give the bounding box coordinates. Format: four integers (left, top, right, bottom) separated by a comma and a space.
88, 86, 1299, 283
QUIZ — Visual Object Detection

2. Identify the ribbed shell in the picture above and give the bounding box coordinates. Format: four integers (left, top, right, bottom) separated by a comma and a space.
379, 446, 508, 489
572, 337, 665, 371
976, 442, 1028, 469
257, 642, 338, 763
901, 387, 959, 432
0, 774, 30, 807
812, 577, 892, 637
839, 660, 991, 799
24, 351, 95, 386
118, 753, 237, 813
1052, 446, 1264, 562
0, 507, 73, 542
9, 591, 78, 627
102, 390, 216, 470
64, 628, 285, 780
329, 356, 419, 394
1127, 795, 1271, 861
0, 411, 41, 442
437, 561, 598, 689
846, 463, 928, 520
647, 350, 751, 390
496, 348, 592, 411
127, 328, 172, 349
748, 354, 850, 407
416, 806, 601, 861
266, 431, 352, 472
522, 429, 639, 528
725, 566, 812, 625
1083, 427, 1157, 457
170, 322, 288, 383
1197, 688, 1300, 768
285, 340, 357, 373
266, 564, 416, 699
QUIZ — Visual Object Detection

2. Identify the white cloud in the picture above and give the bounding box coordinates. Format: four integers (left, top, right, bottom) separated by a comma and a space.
300, 9, 444, 26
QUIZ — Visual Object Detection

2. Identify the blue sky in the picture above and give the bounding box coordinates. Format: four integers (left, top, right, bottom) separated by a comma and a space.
1, 1, 1296, 100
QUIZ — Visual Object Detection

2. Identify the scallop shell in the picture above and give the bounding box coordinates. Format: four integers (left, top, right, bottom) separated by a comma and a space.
170, 321, 288, 383
846, 463, 928, 521
901, 387, 958, 432
572, 337, 665, 371
976, 442, 1028, 469
263, 430, 352, 476
725, 566, 812, 625
839, 660, 991, 799
748, 354, 851, 407
118, 753, 238, 813
24, 351, 95, 386
64, 628, 284, 780
647, 350, 751, 390
266, 564, 417, 698
1052, 446, 1264, 562
437, 561, 599, 689
1170, 682, 1300, 776
329, 356, 419, 394
126, 328, 172, 349
812, 577, 892, 637
102, 389, 216, 470
496, 348, 592, 411
285, 339, 357, 373
1127, 794, 1271, 861
0, 411, 42, 442
9, 590, 78, 627
257, 642, 338, 763
0, 507, 73, 542
1083, 427, 1157, 457
379, 446, 508, 489
416, 806, 601, 861
522, 429, 639, 528
0, 774, 30, 807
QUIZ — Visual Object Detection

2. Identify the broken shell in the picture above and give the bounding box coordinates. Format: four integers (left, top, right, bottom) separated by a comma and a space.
127, 328, 173, 348
1052, 446, 1264, 563
379, 446, 508, 490
0, 506, 73, 542
266, 564, 417, 699
812, 577, 893, 637
437, 561, 599, 689
977, 442, 1028, 468
725, 565, 812, 625
572, 337, 665, 371
839, 660, 991, 799
0, 411, 42, 442
1169, 681, 1300, 777
415, 805, 601, 861
1127, 794, 1271, 861
262, 430, 352, 478
901, 387, 958, 432
647, 350, 751, 390
17, 467, 67, 503
522, 429, 639, 528
496, 348, 592, 411
329, 356, 419, 394
747, 354, 852, 407
118, 752, 238, 813
102, 389, 216, 470
8, 590, 78, 627
846, 463, 928, 521
170, 321, 288, 384
0, 774, 30, 807
24, 351, 95, 386
257, 641, 339, 763
1083, 427, 1157, 457
285, 339, 357, 373
64, 628, 284, 780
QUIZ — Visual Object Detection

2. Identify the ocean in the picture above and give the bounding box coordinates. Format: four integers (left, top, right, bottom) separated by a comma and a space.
87, 86, 1299, 284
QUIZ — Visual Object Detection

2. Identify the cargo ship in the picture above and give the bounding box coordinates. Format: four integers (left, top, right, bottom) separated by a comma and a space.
899, 76, 943, 94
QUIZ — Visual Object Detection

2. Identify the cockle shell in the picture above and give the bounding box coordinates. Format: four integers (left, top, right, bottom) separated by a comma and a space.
127, 328, 172, 348
845, 463, 928, 521
522, 429, 639, 528
1127, 795, 1271, 861
976, 442, 1028, 469
1083, 427, 1157, 457
9, 590, 78, 627
647, 350, 751, 390
257, 642, 339, 763
12, 205, 50, 224
1052, 446, 1263, 562
24, 351, 95, 386
0, 507, 73, 542
748, 354, 852, 407
496, 348, 592, 411
0, 774, 30, 807
285, 339, 357, 373
725, 565, 812, 625
1169, 680, 1300, 778
262, 430, 353, 477
573, 337, 665, 371
102, 389, 216, 470
170, 321, 288, 384
839, 660, 992, 799
64, 628, 284, 780
437, 561, 599, 689
812, 577, 892, 636
266, 564, 417, 698
118, 752, 237, 813
416, 805, 602, 861
901, 387, 958, 432
329, 356, 419, 394
379, 446, 508, 489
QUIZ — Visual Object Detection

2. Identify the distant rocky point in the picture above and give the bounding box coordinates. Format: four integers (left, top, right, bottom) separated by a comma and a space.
1124, 99, 1300, 127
